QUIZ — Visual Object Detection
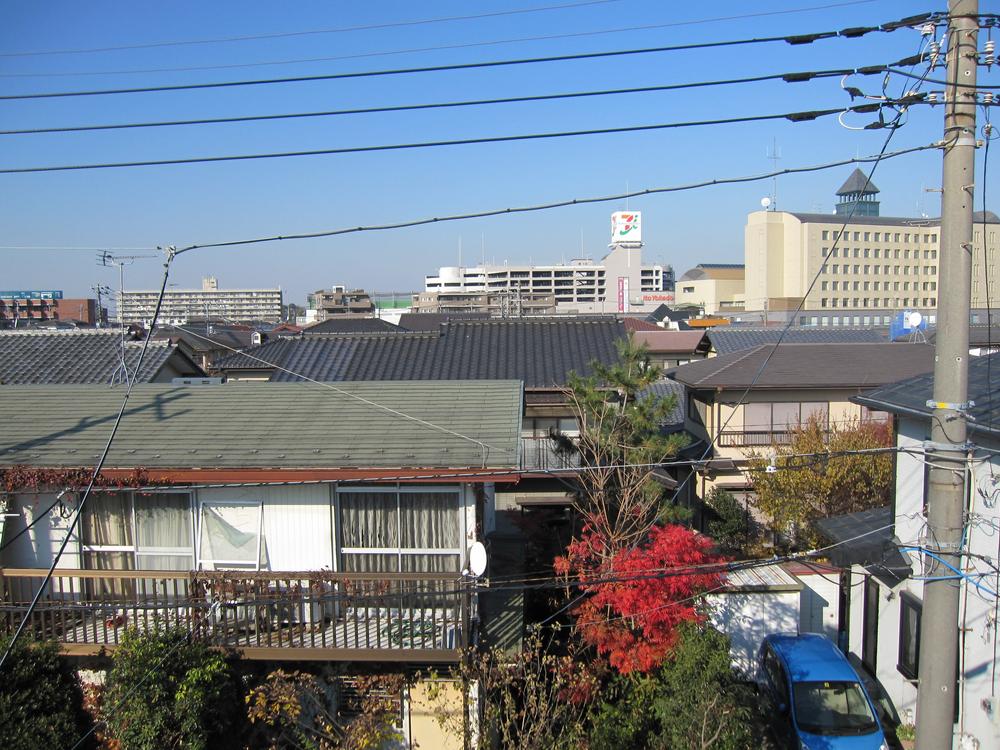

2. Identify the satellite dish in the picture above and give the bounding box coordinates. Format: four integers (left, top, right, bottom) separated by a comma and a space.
468, 541, 488, 577
907, 311, 923, 328
760, 197, 772, 210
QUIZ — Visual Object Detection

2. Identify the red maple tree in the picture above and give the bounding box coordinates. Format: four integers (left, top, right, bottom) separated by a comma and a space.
556, 524, 725, 674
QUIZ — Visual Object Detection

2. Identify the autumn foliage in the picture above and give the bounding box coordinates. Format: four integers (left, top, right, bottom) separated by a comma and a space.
556, 524, 725, 674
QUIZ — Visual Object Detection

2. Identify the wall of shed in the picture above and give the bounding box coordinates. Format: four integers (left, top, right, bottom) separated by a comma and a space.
707, 590, 799, 677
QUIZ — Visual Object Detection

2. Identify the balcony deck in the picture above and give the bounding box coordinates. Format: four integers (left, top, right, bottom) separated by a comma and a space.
0, 569, 467, 662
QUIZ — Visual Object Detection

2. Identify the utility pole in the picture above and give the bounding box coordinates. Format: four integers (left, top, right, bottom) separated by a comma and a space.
915, 2, 977, 748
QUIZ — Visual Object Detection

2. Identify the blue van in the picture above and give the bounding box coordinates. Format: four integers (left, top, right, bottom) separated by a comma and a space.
757, 634, 889, 750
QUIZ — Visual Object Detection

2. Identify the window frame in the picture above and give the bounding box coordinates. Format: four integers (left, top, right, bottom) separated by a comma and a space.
196, 498, 264, 571
897, 592, 922, 680
81, 490, 196, 572
335, 485, 465, 573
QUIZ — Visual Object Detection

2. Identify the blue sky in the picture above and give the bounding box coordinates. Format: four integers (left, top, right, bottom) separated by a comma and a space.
1, 0, 996, 304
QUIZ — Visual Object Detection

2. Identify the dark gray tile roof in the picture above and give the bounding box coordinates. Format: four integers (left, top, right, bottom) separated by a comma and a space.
707, 327, 888, 355
0, 330, 201, 384
216, 319, 628, 388
396, 312, 492, 332
854, 351, 1000, 437
0, 381, 522, 470
836, 168, 879, 196
916, 325, 1000, 348
303, 318, 402, 334
157, 324, 254, 353
641, 379, 687, 428
670, 342, 935, 390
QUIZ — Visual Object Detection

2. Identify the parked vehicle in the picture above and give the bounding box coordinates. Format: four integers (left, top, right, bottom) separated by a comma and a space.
757, 633, 889, 750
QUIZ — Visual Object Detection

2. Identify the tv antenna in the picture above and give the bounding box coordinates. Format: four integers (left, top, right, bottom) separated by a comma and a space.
96, 251, 158, 326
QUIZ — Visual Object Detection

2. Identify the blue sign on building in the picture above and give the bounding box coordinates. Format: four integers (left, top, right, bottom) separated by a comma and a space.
0, 290, 64, 300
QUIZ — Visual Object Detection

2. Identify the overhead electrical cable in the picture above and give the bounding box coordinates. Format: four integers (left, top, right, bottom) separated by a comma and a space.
0, 0, 630, 58
0, 15, 938, 102
0, 100, 915, 175
0, 64, 888, 136
0, 1, 886, 77
169, 142, 939, 254
0, 249, 175, 672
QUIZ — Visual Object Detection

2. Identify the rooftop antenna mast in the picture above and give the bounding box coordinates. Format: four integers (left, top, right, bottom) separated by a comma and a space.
766, 138, 782, 209
96, 251, 158, 326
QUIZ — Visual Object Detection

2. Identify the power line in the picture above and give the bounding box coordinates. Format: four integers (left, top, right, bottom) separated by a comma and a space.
0, 101, 906, 175
0, 249, 174, 672
170, 142, 939, 254
0, 65, 875, 136
2, 1, 628, 58
0, 17, 932, 102
0, 1, 884, 77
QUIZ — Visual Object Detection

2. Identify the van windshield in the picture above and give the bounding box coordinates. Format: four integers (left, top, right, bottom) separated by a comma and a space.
792, 681, 879, 736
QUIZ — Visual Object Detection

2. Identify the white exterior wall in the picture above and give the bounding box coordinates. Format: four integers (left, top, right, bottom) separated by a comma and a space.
846, 417, 1000, 748
796, 571, 841, 642
2, 492, 82, 569
708, 590, 800, 677
1, 483, 481, 575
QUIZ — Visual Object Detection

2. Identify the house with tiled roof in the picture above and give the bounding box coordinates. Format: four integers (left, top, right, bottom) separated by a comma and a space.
668, 342, 936, 516
0, 329, 204, 385
705, 326, 888, 356
0, 380, 522, 748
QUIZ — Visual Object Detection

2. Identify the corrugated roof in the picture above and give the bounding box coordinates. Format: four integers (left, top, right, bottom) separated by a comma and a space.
0, 381, 523, 470
678, 264, 745, 282
854, 351, 1000, 436
216, 319, 628, 388
707, 327, 887, 355
0, 329, 200, 384
670, 342, 935, 390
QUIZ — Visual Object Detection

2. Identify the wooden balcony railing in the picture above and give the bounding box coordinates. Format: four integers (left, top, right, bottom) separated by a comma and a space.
0, 568, 467, 662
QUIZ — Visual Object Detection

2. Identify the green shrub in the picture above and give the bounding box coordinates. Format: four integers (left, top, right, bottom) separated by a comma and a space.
0, 634, 93, 750
103, 627, 244, 750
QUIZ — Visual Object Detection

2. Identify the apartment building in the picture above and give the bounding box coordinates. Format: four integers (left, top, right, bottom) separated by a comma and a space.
307, 286, 376, 319
0, 290, 104, 326
417, 212, 675, 314
744, 170, 1000, 327
120, 276, 283, 325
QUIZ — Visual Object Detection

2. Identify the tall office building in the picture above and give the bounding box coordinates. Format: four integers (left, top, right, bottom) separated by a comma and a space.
744, 169, 1000, 327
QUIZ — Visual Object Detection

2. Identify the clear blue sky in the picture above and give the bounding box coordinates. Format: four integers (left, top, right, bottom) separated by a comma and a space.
1, 1, 995, 304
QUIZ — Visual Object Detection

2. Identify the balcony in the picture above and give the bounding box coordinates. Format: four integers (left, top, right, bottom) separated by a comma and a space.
716, 430, 799, 448
0, 568, 467, 662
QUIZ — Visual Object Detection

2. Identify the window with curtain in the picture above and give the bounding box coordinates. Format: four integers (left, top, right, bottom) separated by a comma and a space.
197, 501, 266, 570
742, 402, 830, 432
338, 487, 462, 574
81, 491, 194, 571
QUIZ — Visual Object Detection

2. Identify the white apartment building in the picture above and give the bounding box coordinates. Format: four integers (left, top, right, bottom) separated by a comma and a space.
120, 276, 283, 326
417, 212, 675, 314
743, 170, 1000, 327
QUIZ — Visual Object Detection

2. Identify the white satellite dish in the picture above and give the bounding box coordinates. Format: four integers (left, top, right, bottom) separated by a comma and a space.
760, 197, 772, 210
468, 541, 488, 577
907, 311, 923, 328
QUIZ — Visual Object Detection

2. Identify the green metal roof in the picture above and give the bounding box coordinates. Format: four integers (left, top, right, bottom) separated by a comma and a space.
0, 381, 522, 471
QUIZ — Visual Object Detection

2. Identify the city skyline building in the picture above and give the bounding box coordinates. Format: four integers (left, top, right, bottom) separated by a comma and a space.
416, 211, 675, 315
120, 276, 283, 326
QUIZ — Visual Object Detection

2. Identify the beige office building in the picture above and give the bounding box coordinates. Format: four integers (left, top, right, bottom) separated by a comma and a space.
744, 170, 999, 326
674, 264, 746, 315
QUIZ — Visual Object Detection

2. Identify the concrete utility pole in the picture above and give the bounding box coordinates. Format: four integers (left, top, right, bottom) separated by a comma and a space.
915, 2, 977, 748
